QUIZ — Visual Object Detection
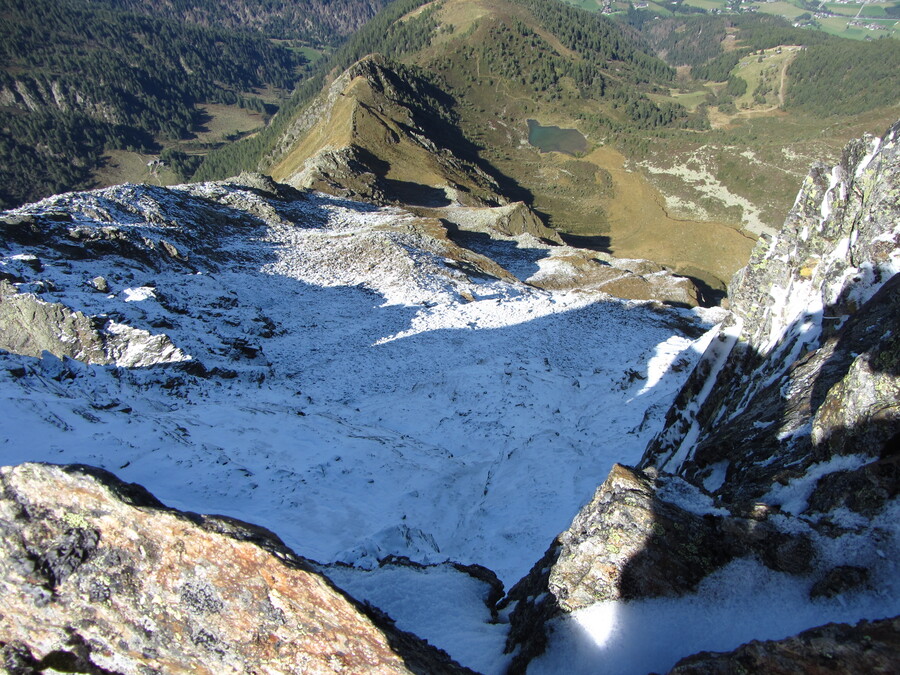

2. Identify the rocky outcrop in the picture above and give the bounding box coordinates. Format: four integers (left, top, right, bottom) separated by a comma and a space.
0, 462, 472, 675
500, 465, 815, 672
436, 203, 563, 244
498, 120, 900, 672
547, 465, 814, 609
640, 120, 900, 512
0, 76, 120, 123
549, 465, 728, 610
0, 281, 190, 367
668, 616, 900, 674
524, 247, 700, 306
436, 206, 703, 306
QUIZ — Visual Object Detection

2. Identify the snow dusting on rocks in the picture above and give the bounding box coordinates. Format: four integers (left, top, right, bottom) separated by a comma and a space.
0, 176, 721, 673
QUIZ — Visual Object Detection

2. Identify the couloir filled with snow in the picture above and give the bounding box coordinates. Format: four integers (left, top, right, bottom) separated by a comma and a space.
1, 181, 729, 672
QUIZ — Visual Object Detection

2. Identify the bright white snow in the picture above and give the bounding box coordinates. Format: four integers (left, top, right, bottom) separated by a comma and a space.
0, 183, 722, 672
324, 562, 511, 674
122, 286, 157, 302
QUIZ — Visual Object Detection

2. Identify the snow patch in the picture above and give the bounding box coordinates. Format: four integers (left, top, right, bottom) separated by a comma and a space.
656, 474, 727, 516
635, 334, 697, 397
0, 182, 712, 586
324, 564, 510, 675
701, 460, 729, 493
764, 453, 870, 515
662, 319, 742, 471
122, 286, 156, 302
854, 137, 882, 178
818, 165, 843, 227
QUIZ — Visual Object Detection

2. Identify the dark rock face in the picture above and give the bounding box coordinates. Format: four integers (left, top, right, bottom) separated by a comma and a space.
650, 272, 900, 511
496, 542, 563, 674
500, 120, 900, 672
810, 565, 870, 599
0, 463, 472, 675
667, 616, 900, 674
807, 455, 900, 517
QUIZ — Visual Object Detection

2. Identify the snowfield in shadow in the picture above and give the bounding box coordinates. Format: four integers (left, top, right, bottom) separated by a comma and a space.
0, 178, 724, 671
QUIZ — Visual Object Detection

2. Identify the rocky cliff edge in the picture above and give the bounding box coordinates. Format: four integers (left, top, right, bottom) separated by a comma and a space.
499, 120, 900, 673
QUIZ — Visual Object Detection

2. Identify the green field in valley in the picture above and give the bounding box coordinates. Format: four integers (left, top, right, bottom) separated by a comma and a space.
650, 0, 900, 40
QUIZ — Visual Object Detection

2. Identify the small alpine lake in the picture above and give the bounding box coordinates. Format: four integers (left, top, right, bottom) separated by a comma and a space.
526, 119, 588, 156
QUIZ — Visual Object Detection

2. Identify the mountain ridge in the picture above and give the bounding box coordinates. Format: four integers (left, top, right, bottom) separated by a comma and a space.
199, 0, 899, 296
268, 55, 509, 208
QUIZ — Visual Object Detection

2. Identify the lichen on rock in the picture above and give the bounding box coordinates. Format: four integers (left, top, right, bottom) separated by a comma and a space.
0, 463, 473, 675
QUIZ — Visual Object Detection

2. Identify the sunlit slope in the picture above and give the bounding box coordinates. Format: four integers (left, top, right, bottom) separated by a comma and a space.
270, 55, 505, 207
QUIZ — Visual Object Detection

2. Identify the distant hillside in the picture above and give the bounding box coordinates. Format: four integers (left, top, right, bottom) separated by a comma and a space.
0, 0, 310, 209
197, 0, 702, 203
588, 0, 900, 42
622, 8, 900, 118
785, 38, 900, 116
624, 11, 829, 69
1, 0, 380, 208
88, 0, 389, 45
614, 8, 899, 223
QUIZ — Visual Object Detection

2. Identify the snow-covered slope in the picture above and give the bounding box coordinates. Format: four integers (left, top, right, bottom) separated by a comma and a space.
4, 115, 898, 673
0, 175, 721, 671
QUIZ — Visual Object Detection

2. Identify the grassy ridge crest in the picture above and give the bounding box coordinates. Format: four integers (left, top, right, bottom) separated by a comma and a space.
193, 0, 438, 181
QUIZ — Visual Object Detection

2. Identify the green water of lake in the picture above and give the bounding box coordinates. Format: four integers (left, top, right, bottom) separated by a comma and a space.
527, 119, 587, 156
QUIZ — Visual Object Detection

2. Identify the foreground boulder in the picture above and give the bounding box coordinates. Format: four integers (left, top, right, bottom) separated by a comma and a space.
0, 463, 472, 674
547, 465, 815, 610
499, 464, 814, 672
